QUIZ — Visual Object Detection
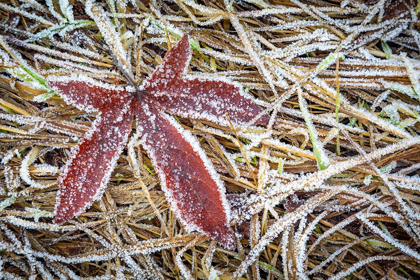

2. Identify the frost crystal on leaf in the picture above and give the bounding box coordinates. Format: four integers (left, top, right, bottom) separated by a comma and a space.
48, 34, 268, 248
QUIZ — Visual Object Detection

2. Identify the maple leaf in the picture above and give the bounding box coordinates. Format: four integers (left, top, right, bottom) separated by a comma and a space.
48, 35, 269, 249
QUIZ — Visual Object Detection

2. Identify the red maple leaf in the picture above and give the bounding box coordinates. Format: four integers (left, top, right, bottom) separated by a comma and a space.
48, 35, 269, 249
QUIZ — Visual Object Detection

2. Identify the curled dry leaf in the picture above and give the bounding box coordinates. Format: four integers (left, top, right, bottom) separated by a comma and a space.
48, 35, 269, 249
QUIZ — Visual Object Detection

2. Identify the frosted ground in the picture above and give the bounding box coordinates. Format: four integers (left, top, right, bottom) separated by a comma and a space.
1, 0, 420, 279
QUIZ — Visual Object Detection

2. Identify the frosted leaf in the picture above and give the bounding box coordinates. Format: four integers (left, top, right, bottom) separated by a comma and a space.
144, 35, 269, 127
54, 101, 134, 223
48, 74, 132, 113
46, 34, 266, 247
135, 100, 235, 249
383, 0, 413, 21
143, 33, 192, 91
151, 78, 269, 127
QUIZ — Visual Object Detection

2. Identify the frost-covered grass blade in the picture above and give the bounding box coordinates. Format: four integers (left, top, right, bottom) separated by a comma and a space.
298, 91, 329, 170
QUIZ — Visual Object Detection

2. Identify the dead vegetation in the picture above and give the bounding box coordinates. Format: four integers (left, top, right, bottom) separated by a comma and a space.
1, 0, 420, 279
